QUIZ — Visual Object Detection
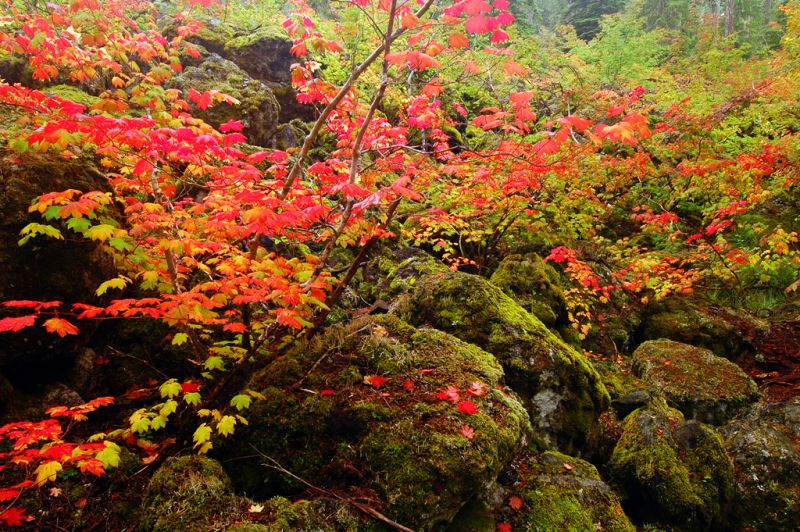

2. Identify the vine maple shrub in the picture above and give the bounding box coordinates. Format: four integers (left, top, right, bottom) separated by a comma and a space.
0, 0, 523, 524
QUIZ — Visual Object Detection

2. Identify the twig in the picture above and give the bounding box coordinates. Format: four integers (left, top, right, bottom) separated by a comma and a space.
251, 447, 416, 532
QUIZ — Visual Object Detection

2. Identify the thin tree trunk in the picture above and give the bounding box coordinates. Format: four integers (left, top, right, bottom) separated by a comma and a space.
725, 0, 735, 35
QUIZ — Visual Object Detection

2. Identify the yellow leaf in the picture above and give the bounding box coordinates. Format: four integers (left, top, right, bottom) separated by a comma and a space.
35, 461, 62, 485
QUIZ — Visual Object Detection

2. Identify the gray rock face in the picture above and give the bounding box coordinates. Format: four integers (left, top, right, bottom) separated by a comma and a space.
632, 339, 759, 424
167, 54, 280, 146
722, 399, 800, 530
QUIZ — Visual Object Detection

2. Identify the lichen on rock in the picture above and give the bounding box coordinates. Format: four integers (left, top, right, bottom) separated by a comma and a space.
722, 398, 800, 530
632, 339, 759, 424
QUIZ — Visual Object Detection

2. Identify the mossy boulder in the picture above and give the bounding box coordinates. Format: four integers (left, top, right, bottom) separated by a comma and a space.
489, 253, 568, 328
222, 30, 314, 122
140, 456, 241, 531
166, 54, 280, 146
43, 85, 99, 108
227, 496, 363, 531
221, 315, 531, 530
502, 451, 635, 531
223, 28, 293, 85
632, 339, 759, 425
0, 153, 114, 379
404, 270, 609, 451
608, 398, 735, 529
638, 297, 761, 359
721, 399, 800, 530
363, 247, 449, 302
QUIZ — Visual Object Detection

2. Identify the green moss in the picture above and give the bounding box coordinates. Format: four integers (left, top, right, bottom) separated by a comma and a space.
219, 315, 531, 530
489, 253, 568, 327
165, 55, 279, 146
639, 297, 761, 359
632, 339, 759, 424
406, 270, 609, 451
608, 399, 735, 528
722, 399, 800, 529
43, 85, 99, 107
507, 451, 634, 532
224, 28, 286, 52
365, 247, 449, 301
139, 456, 238, 531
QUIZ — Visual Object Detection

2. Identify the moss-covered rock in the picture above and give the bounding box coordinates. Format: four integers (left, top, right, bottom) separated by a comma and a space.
503, 451, 635, 531
721, 399, 800, 530
632, 339, 759, 425
363, 247, 449, 302
489, 253, 568, 328
638, 297, 763, 359
404, 270, 609, 451
43, 85, 99, 107
0, 153, 114, 380
227, 496, 363, 531
223, 28, 293, 85
140, 456, 240, 531
166, 54, 279, 146
221, 315, 531, 530
608, 398, 735, 529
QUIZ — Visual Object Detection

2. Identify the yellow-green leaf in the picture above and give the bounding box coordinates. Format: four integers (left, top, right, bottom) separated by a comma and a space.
216, 415, 236, 437
35, 461, 62, 485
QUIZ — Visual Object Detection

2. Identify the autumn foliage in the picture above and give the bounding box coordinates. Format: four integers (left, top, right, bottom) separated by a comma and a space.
0, 0, 798, 527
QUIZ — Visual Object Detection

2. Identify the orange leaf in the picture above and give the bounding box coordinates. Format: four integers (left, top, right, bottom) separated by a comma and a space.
43, 317, 79, 337
449, 33, 470, 49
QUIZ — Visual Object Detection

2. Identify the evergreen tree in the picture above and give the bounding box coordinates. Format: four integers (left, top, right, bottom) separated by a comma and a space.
565, 0, 626, 39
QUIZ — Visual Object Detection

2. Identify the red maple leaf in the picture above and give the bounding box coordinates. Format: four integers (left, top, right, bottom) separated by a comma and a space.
363, 375, 388, 388
0, 507, 27, 527
457, 400, 478, 415
436, 386, 460, 403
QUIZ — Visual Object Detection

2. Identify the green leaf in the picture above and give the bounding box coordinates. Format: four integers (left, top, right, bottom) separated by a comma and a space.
66, 217, 92, 233
108, 237, 133, 251
96, 276, 129, 296
30, 32, 46, 49
172, 332, 188, 346
8, 138, 29, 153
193, 423, 212, 448
159, 379, 182, 399
160, 399, 178, 417
204, 356, 225, 371
18, 223, 63, 245
216, 415, 236, 437
230, 394, 252, 411
150, 415, 167, 431
130, 417, 151, 433
84, 224, 116, 241
95, 442, 121, 469
184, 392, 202, 406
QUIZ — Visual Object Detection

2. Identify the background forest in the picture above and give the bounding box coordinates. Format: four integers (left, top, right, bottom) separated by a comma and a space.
0, 0, 798, 529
